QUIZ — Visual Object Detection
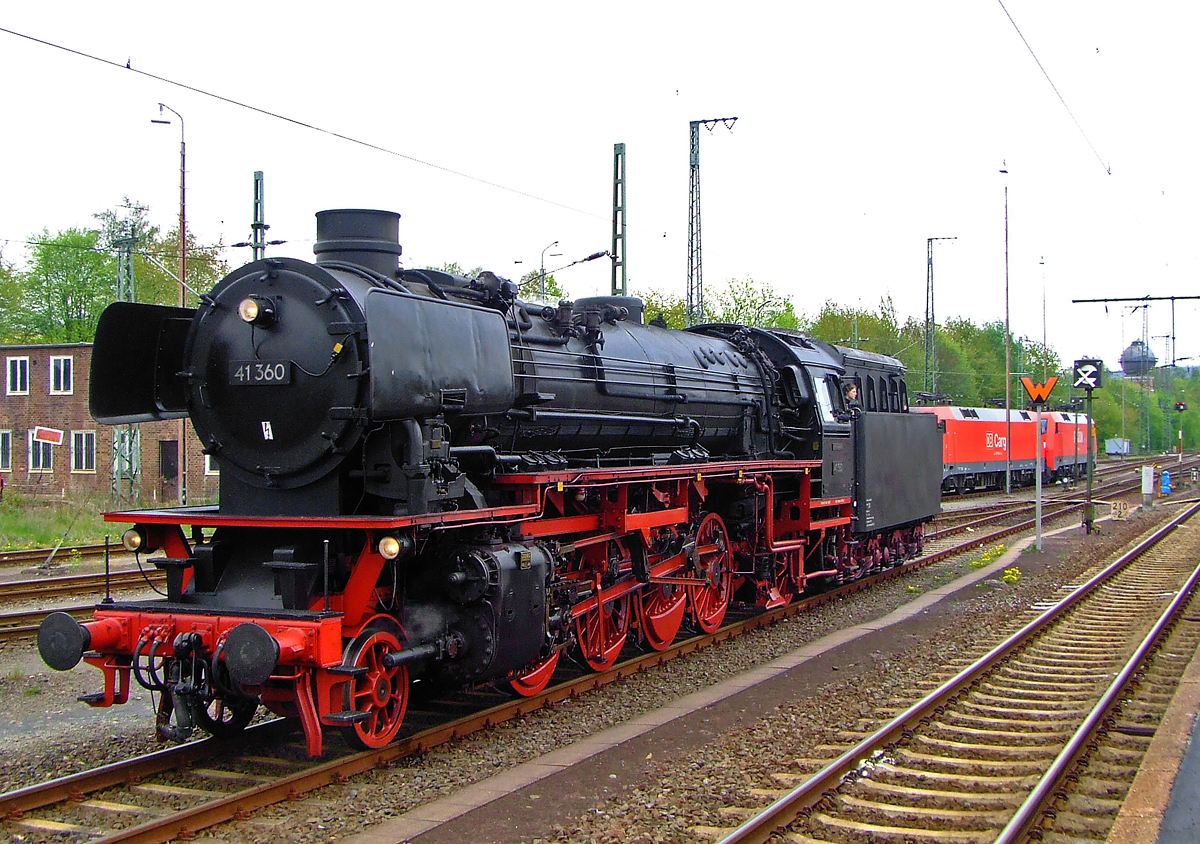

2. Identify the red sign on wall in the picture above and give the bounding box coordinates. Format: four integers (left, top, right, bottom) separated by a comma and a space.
32, 426, 64, 446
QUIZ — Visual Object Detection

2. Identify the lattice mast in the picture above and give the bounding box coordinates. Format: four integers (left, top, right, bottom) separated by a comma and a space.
611, 144, 627, 296
111, 235, 141, 502
251, 171, 267, 260
924, 236, 955, 393
686, 117, 736, 326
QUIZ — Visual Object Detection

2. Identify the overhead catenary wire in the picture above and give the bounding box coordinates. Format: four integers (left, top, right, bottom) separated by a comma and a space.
996, 0, 1111, 176
0, 26, 606, 221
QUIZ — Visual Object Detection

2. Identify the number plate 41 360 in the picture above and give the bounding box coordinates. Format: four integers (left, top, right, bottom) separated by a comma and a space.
230, 361, 291, 385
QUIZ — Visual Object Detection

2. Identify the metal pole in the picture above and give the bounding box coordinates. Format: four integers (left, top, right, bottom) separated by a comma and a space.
156, 103, 188, 506
540, 241, 558, 302
1086, 391, 1095, 533
611, 143, 627, 296
924, 236, 956, 394
1004, 176, 1011, 495
1035, 406, 1043, 550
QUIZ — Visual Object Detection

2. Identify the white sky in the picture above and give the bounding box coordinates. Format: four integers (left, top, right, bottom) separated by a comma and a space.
2, 2, 1197, 375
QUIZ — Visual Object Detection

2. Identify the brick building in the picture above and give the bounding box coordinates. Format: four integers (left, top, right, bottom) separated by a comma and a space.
1, 343, 216, 505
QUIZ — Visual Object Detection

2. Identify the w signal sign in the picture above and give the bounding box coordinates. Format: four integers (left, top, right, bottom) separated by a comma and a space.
1020, 376, 1058, 406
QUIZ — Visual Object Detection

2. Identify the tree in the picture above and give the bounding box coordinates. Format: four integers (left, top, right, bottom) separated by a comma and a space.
428, 261, 482, 279
712, 277, 801, 329
0, 248, 19, 343
94, 200, 228, 308
7, 228, 115, 343
635, 288, 687, 329
808, 299, 902, 354
2, 201, 231, 344
518, 269, 567, 304
148, 226, 229, 308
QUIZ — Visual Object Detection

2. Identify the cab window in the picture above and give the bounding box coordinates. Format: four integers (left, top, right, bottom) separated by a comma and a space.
814, 375, 839, 423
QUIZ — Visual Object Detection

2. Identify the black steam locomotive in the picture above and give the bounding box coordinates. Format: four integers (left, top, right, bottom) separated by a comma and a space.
38, 210, 942, 756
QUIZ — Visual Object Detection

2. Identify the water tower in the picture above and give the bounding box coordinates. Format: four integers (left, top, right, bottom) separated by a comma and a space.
1120, 339, 1157, 381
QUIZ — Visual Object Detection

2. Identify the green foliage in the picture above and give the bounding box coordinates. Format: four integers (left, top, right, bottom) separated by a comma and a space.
809, 298, 904, 356
636, 288, 687, 329
7, 228, 114, 343
712, 277, 802, 329
1001, 566, 1021, 585
2, 199, 229, 344
0, 250, 20, 343
518, 269, 567, 304
430, 261, 484, 279
636, 278, 801, 331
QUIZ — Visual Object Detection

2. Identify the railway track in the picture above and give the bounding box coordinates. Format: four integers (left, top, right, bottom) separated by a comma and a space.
708, 502, 1200, 844
0, 543, 111, 569
0, 570, 164, 604
0, 570, 166, 645
0, 500, 1086, 842
2, 484, 1191, 841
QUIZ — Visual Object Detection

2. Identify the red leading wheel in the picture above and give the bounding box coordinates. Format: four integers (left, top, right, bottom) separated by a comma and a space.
508, 650, 560, 697
689, 512, 734, 633
340, 618, 409, 750
639, 583, 687, 651
574, 589, 631, 672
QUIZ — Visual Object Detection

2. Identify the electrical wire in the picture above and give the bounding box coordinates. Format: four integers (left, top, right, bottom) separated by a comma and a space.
0, 26, 605, 220
996, 0, 1111, 175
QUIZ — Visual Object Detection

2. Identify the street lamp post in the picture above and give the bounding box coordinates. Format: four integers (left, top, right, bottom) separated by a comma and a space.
540, 241, 559, 302
1000, 162, 1011, 495
152, 103, 187, 505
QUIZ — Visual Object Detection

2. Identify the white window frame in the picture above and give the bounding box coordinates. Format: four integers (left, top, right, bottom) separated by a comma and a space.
0, 430, 11, 472
50, 355, 74, 395
71, 430, 96, 473
28, 431, 52, 473
6, 356, 29, 396
204, 453, 220, 475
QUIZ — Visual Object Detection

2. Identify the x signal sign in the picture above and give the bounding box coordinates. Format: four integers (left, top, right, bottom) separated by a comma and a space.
1073, 359, 1103, 391
1020, 376, 1058, 406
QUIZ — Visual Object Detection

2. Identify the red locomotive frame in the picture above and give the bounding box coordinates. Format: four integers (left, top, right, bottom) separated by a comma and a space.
76, 457, 887, 756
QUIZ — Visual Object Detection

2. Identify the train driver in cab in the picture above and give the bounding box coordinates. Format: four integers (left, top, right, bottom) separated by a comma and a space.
843, 381, 863, 416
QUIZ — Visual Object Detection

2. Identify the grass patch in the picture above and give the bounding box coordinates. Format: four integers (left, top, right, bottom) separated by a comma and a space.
966, 544, 1007, 570
0, 492, 116, 551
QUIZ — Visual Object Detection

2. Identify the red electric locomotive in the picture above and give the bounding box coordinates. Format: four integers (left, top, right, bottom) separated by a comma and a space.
912, 406, 1093, 493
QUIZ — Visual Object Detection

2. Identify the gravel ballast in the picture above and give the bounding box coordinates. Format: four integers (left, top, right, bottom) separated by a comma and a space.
0, 503, 1182, 843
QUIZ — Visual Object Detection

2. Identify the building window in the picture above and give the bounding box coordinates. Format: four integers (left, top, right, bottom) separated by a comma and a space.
28, 432, 52, 473
0, 430, 11, 471
204, 453, 220, 475
6, 357, 29, 395
71, 430, 96, 472
50, 356, 73, 395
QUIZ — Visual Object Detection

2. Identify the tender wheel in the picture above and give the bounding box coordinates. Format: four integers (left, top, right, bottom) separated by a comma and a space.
689, 512, 733, 633
508, 650, 561, 697
639, 583, 686, 650
574, 590, 631, 672
340, 618, 409, 750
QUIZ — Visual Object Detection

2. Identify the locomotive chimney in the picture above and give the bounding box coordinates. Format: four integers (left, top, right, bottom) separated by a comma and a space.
313, 209, 402, 277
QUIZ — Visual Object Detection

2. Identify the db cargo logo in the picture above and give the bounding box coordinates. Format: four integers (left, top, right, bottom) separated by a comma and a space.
986, 432, 1007, 450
